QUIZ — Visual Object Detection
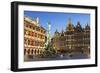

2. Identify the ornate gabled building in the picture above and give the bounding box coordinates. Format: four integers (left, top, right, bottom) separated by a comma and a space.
64, 19, 75, 51
83, 24, 90, 55
52, 19, 90, 56
51, 29, 60, 52
24, 16, 46, 59
59, 29, 66, 51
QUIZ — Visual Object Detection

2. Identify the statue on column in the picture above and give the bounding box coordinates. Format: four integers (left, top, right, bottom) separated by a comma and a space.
43, 21, 56, 57
46, 22, 51, 45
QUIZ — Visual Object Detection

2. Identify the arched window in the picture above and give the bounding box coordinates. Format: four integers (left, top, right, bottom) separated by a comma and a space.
24, 49, 26, 55
31, 49, 33, 54
27, 49, 30, 55
34, 49, 36, 55
37, 49, 39, 54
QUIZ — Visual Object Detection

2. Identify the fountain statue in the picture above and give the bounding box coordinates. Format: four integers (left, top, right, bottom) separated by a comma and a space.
45, 22, 51, 46
43, 21, 56, 57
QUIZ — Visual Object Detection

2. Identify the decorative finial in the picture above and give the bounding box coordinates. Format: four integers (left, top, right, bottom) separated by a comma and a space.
36, 17, 39, 26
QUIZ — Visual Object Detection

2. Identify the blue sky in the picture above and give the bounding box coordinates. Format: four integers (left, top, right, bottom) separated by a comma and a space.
24, 11, 90, 36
